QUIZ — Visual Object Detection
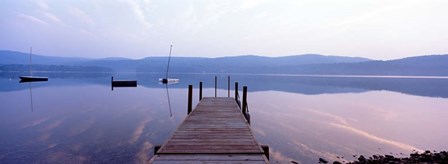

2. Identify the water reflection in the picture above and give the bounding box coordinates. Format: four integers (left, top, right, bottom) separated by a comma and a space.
1, 73, 448, 163
28, 83, 34, 112
2, 72, 448, 98
164, 84, 173, 117
249, 91, 448, 163
0, 85, 185, 163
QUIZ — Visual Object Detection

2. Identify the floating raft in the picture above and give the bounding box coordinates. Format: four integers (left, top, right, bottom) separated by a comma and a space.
149, 97, 268, 163
111, 76, 137, 90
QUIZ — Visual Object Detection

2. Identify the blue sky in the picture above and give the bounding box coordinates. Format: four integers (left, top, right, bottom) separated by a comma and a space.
1, 0, 447, 59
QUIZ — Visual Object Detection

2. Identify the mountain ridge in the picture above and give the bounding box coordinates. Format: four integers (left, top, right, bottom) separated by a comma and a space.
1, 50, 447, 76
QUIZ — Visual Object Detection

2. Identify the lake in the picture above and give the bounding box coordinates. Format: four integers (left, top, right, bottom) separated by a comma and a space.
1, 72, 448, 163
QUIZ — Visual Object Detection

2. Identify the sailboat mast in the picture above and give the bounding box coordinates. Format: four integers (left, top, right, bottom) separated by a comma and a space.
165, 45, 172, 80
29, 47, 33, 76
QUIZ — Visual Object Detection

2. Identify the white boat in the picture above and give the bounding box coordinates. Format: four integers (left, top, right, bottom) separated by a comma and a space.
19, 47, 48, 82
159, 78, 179, 84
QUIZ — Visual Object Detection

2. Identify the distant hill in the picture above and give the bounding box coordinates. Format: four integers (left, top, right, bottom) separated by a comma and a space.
137, 54, 448, 76
0, 50, 137, 72
137, 54, 371, 73
278, 55, 448, 76
0, 50, 88, 65
1, 50, 447, 76
204, 54, 370, 66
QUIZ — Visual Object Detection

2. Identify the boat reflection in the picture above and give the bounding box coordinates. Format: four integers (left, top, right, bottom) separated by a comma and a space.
162, 80, 179, 117
28, 83, 34, 112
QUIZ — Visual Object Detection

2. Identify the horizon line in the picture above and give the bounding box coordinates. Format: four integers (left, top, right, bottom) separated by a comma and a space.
1, 49, 447, 61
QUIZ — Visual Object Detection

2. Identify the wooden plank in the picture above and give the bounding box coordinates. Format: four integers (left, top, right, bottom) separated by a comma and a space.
152, 154, 266, 161
151, 154, 268, 163
149, 97, 268, 163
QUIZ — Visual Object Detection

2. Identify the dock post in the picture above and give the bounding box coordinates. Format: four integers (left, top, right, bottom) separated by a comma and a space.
235, 82, 238, 102
111, 76, 114, 91
227, 76, 230, 97
154, 145, 161, 155
188, 85, 193, 114
214, 76, 217, 97
242, 86, 247, 119
199, 82, 202, 101
261, 145, 269, 160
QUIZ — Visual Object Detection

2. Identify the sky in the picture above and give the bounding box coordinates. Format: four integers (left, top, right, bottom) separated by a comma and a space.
0, 0, 447, 60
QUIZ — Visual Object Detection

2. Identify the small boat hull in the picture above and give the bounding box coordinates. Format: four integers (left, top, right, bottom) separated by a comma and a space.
111, 76, 137, 90
159, 78, 179, 84
112, 80, 137, 87
19, 76, 48, 83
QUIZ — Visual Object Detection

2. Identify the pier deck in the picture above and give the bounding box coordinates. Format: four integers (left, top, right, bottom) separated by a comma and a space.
149, 97, 268, 163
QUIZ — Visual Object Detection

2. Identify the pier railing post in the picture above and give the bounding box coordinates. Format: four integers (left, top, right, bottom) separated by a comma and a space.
188, 85, 193, 114
154, 145, 161, 155
199, 82, 202, 101
242, 86, 247, 118
228, 76, 230, 97
235, 82, 238, 102
261, 145, 269, 160
214, 76, 217, 97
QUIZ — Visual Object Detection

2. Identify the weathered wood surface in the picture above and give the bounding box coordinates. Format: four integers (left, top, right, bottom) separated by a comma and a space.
151, 155, 267, 164
149, 97, 267, 163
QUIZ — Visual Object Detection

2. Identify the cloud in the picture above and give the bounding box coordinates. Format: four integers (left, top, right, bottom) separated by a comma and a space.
43, 119, 64, 131
136, 141, 153, 163
327, 1, 421, 34
44, 12, 61, 23
22, 117, 50, 128
293, 140, 340, 162
301, 108, 350, 125
125, 0, 151, 29
69, 7, 95, 26
35, 0, 49, 10
330, 123, 423, 152
18, 13, 49, 25
67, 117, 95, 137
143, 0, 151, 6
240, 0, 268, 10
39, 132, 52, 141
270, 148, 298, 163
129, 117, 152, 144
46, 151, 87, 163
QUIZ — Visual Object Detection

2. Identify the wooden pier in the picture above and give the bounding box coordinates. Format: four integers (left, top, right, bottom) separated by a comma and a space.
149, 80, 268, 163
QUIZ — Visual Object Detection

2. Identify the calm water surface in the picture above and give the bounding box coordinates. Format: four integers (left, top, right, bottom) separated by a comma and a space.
1, 73, 447, 163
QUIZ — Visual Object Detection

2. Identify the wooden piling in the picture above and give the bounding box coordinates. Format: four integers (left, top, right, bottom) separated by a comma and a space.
235, 82, 238, 102
261, 145, 269, 160
214, 76, 217, 97
188, 85, 192, 114
154, 145, 161, 155
242, 86, 247, 119
199, 82, 203, 101
228, 76, 230, 97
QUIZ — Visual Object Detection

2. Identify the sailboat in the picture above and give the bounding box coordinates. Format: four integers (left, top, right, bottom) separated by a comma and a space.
159, 45, 179, 84
19, 47, 48, 82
